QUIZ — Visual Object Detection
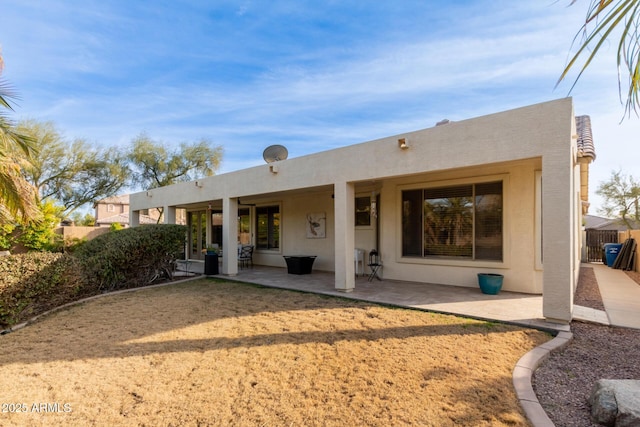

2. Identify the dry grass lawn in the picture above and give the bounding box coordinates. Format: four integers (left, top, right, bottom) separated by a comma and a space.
0, 279, 550, 426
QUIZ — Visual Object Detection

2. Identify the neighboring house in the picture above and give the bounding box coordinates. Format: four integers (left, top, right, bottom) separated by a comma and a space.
94, 194, 168, 227
585, 215, 640, 231
130, 98, 595, 323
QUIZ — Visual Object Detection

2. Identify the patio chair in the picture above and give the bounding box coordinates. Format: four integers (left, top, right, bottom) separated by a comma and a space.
367, 249, 382, 282
238, 245, 254, 269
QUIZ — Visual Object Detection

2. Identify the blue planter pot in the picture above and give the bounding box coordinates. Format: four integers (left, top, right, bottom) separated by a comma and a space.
477, 273, 504, 295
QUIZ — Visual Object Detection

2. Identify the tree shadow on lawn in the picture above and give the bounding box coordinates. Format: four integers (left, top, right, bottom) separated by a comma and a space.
0, 279, 549, 366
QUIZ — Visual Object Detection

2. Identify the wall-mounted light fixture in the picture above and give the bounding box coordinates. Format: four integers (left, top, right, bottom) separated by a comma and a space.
398, 138, 409, 150
195, 181, 203, 188
146, 191, 152, 197
269, 165, 279, 174
371, 191, 378, 219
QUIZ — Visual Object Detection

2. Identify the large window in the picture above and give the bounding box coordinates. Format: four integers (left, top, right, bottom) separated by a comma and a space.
256, 205, 280, 250
238, 208, 251, 245
402, 181, 503, 261
355, 196, 371, 226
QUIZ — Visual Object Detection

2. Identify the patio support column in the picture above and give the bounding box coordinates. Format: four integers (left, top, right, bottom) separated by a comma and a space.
164, 206, 176, 224
334, 181, 355, 291
205, 208, 212, 246
130, 209, 140, 227
222, 197, 238, 276
542, 110, 577, 323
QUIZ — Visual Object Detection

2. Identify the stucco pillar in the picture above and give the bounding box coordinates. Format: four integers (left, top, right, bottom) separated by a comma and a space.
205, 209, 212, 246
542, 114, 577, 323
164, 206, 176, 224
222, 197, 238, 276
334, 181, 355, 291
130, 210, 140, 227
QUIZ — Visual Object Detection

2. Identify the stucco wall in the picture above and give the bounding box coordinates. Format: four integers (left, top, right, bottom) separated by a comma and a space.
130, 99, 576, 214
217, 158, 545, 294
55, 226, 110, 242
233, 188, 375, 273
377, 159, 543, 294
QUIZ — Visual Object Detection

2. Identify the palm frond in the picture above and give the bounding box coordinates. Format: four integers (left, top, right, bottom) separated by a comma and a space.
0, 158, 39, 222
561, 0, 640, 117
0, 79, 17, 111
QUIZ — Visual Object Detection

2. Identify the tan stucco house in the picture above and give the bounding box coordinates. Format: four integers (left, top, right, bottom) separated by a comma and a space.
129, 98, 595, 323
94, 194, 167, 227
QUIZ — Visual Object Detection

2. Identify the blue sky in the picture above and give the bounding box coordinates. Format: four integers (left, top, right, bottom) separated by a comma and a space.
1, 1, 638, 215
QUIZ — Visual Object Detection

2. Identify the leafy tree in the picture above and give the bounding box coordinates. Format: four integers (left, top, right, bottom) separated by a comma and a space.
0, 200, 64, 251
596, 170, 640, 228
127, 134, 222, 223
561, 0, 640, 116
0, 53, 39, 222
16, 200, 64, 251
14, 119, 128, 216
127, 133, 223, 190
70, 212, 96, 226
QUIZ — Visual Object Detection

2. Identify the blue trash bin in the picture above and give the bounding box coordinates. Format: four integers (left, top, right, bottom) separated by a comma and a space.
603, 243, 623, 267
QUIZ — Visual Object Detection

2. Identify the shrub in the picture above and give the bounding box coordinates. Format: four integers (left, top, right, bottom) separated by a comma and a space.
110, 222, 124, 231
75, 224, 187, 292
0, 224, 187, 330
0, 224, 16, 251
62, 236, 88, 254
0, 252, 85, 328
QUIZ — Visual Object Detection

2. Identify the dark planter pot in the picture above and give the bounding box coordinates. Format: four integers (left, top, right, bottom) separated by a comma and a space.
477, 273, 504, 295
205, 254, 219, 275
283, 256, 317, 275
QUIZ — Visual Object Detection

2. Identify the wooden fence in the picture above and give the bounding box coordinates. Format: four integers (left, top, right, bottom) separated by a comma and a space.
585, 229, 619, 263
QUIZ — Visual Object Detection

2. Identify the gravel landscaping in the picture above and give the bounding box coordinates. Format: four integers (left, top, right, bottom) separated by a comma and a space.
533, 266, 640, 427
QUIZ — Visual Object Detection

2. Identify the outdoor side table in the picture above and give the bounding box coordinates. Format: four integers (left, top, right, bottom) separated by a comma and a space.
283, 255, 317, 274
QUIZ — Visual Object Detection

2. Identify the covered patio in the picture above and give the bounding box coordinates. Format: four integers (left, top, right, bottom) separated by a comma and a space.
179, 262, 569, 333
132, 99, 591, 324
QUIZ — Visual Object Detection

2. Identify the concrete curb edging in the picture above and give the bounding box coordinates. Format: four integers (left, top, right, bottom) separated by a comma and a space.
513, 331, 573, 427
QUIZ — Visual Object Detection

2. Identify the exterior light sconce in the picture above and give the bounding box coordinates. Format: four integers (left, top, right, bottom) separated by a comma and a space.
371, 191, 378, 219
146, 191, 152, 197
195, 181, 203, 188
398, 138, 409, 150
269, 165, 279, 174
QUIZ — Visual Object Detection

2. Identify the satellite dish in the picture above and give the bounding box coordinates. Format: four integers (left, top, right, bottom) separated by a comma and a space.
263, 145, 288, 163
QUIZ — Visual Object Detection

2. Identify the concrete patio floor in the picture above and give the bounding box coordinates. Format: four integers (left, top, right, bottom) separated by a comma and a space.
180, 261, 571, 333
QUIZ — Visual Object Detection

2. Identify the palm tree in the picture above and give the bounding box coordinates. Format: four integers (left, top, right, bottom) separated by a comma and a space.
0, 54, 38, 222
560, 0, 640, 116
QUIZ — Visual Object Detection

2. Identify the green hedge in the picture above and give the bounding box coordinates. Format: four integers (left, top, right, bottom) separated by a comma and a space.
0, 252, 85, 328
74, 224, 187, 292
0, 224, 188, 329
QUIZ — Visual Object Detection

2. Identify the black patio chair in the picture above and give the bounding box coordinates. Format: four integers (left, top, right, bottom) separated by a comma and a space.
367, 249, 382, 282
238, 245, 254, 269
